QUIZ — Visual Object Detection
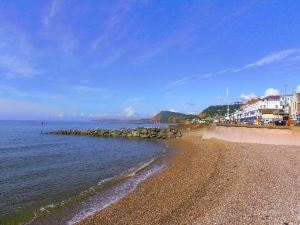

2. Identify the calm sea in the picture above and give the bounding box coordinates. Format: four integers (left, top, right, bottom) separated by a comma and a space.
0, 121, 167, 225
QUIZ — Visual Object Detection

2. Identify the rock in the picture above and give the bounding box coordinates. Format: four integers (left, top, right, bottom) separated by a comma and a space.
50, 127, 182, 140
140, 129, 148, 134
132, 130, 140, 137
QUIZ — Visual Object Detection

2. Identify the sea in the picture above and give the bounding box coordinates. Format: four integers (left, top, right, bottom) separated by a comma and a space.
0, 120, 169, 225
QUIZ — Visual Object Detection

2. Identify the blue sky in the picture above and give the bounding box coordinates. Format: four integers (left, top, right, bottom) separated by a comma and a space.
0, 0, 300, 120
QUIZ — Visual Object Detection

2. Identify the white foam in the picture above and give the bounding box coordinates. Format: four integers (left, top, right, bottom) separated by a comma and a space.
67, 164, 164, 225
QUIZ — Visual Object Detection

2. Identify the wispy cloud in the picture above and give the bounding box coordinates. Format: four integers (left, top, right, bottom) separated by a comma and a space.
43, 0, 60, 27
210, 2, 255, 31
87, 0, 152, 67
0, 55, 43, 78
135, 20, 201, 65
167, 77, 190, 87
0, 24, 43, 78
0, 84, 66, 100
135, 2, 255, 65
91, 0, 150, 50
0, 85, 26, 96
99, 45, 131, 66
244, 49, 300, 69
167, 48, 300, 88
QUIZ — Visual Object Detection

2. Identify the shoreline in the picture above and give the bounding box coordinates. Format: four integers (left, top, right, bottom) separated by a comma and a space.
25, 139, 169, 225
64, 140, 175, 225
76, 130, 300, 225
76, 133, 222, 225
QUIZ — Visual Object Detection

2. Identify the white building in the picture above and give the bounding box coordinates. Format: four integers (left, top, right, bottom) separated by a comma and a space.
235, 96, 283, 124
280, 94, 293, 113
291, 93, 300, 120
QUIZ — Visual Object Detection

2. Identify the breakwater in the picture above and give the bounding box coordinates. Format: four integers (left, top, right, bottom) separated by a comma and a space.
50, 127, 182, 139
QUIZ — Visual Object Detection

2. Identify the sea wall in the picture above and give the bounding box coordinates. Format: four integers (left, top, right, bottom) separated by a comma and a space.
50, 127, 182, 140
201, 125, 300, 146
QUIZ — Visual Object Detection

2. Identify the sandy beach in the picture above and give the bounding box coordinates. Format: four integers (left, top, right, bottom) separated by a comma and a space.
77, 128, 300, 225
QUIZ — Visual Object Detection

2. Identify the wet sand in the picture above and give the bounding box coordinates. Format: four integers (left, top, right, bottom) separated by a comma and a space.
77, 130, 300, 225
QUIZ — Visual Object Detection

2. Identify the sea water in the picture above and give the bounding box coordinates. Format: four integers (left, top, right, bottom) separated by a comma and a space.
0, 121, 167, 225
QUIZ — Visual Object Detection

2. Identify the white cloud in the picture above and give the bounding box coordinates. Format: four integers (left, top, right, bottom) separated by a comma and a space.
240, 93, 257, 101
263, 88, 280, 97
168, 108, 177, 112
167, 48, 300, 88
296, 85, 300, 93
123, 106, 136, 117
244, 49, 300, 69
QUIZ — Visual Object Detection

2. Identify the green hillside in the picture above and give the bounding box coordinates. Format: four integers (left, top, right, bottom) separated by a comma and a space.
200, 104, 242, 118
152, 111, 197, 123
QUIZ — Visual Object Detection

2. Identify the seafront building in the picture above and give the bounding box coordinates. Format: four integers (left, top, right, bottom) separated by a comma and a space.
280, 94, 293, 113
291, 93, 300, 120
229, 91, 300, 125
233, 96, 283, 124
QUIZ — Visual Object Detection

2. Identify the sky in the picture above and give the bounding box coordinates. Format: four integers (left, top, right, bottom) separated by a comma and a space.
0, 0, 300, 120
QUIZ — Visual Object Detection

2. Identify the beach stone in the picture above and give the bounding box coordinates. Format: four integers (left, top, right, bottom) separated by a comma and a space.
140, 129, 148, 134
132, 131, 139, 137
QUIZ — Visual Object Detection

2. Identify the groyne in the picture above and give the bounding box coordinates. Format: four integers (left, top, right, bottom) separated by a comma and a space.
50, 127, 182, 140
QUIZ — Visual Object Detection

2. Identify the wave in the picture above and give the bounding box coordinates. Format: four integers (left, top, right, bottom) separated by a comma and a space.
23, 157, 164, 225
67, 163, 164, 225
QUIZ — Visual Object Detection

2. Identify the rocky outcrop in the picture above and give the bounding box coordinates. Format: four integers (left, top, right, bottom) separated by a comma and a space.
50, 127, 182, 140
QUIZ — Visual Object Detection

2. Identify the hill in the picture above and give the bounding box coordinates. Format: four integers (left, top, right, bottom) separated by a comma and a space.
152, 111, 197, 123
200, 104, 242, 118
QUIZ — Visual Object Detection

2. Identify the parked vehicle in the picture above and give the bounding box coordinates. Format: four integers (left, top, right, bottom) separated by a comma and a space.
274, 120, 286, 126
297, 115, 300, 126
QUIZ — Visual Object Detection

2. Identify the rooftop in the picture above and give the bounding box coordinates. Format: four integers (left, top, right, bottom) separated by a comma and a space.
262, 95, 281, 101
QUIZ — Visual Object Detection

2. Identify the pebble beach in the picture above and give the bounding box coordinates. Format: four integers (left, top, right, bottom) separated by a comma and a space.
77, 129, 300, 225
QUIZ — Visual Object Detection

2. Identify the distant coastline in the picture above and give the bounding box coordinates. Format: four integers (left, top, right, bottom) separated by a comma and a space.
92, 110, 198, 124
91, 119, 154, 124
